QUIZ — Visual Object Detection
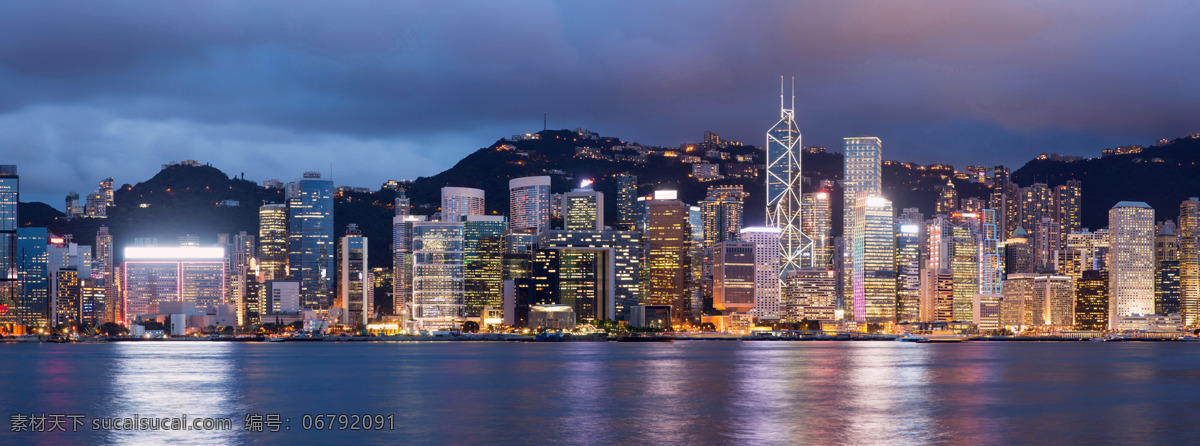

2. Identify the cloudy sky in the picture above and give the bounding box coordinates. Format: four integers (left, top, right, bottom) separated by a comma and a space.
3, 1, 1198, 204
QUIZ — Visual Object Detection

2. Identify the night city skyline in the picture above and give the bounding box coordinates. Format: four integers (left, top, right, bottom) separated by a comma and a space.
6, 3, 1200, 444
3, 1, 1199, 205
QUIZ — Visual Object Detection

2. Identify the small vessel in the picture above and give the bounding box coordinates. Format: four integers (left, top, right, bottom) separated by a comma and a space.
266, 337, 285, 343
1178, 336, 1200, 342
895, 333, 927, 342
917, 331, 968, 343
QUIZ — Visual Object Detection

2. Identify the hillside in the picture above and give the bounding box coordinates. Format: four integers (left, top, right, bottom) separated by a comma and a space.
1012, 136, 1200, 228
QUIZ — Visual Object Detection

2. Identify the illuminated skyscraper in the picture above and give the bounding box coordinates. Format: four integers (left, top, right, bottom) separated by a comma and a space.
463, 216, 506, 318
441, 186, 486, 222
509, 176, 551, 232
95, 226, 116, 322
852, 196, 894, 323
1056, 180, 1082, 244
1075, 270, 1109, 331
802, 191, 832, 268
539, 230, 641, 321
412, 221, 465, 330
975, 209, 1002, 331
1108, 202, 1155, 330
711, 241, 756, 314
741, 227, 782, 320
258, 203, 288, 281
700, 185, 745, 245
224, 231, 255, 325
563, 183, 604, 231
1020, 183, 1055, 231
950, 214, 980, 321
936, 180, 958, 214
123, 246, 226, 319
392, 214, 426, 320
1180, 198, 1200, 326
14, 227, 48, 326
616, 174, 638, 231
781, 268, 838, 322
338, 224, 369, 326
766, 80, 813, 271
288, 172, 334, 309
843, 137, 883, 312
645, 194, 688, 325
895, 208, 923, 323
99, 177, 114, 207
0, 165, 17, 322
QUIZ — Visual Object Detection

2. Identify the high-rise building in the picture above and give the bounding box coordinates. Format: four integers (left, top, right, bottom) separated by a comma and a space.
1033, 217, 1061, 272
1108, 201, 1155, 330
1020, 183, 1055, 232
1075, 270, 1109, 331
288, 172, 334, 309
700, 186, 745, 245
1156, 259, 1181, 316
258, 203, 288, 281
843, 137, 883, 315
766, 85, 812, 272
949, 214, 980, 321
1056, 180, 1082, 244
1001, 273, 1075, 330
852, 195, 894, 323
975, 209, 1003, 331
463, 216, 506, 318
895, 208, 923, 323
411, 221, 465, 330
95, 226, 117, 323
392, 214, 426, 320
741, 227, 782, 320
1064, 228, 1110, 273
224, 231, 255, 325
123, 246, 226, 319
338, 224, 369, 326
1180, 197, 1200, 326
802, 191, 833, 268
509, 176, 551, 232
441, 186, 486, 222
85, 192, 106, 217
13, 227, 48, 326
711, 241, 756, 314
781, 268, 838, 322
51, 268, 81, 326
539, 230, 641, 321
936, 180, 958, 214
1005, 227, 1034, 275
395, 188, 411, 217
615, 174, 638, 231
563, 183, 604, 231
99, 177, 114, 207
645, 195, 688, 326
0, 166, 15, 301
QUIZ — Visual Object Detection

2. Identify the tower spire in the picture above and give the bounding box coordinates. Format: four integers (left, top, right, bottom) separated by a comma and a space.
779, 75, 785, 118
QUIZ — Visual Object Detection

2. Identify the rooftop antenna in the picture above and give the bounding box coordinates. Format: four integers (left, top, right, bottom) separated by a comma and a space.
779, 75, 785, 118
791, 75, 795, 112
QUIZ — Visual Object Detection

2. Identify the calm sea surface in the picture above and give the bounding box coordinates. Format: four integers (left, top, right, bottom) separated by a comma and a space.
1, 341, 1198, 445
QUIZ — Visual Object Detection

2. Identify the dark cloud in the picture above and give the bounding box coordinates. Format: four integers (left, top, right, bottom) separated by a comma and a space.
1, 1, 1197, 204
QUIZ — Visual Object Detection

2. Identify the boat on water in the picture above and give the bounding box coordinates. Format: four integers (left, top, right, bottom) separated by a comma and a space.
1179, 336, 1200, 342
895, 333, 927, 342
266, 337, 286, 342
917, 332, 969, 343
